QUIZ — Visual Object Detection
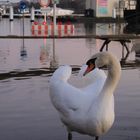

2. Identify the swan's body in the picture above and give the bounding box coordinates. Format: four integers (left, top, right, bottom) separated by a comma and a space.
49, 52, 121, 139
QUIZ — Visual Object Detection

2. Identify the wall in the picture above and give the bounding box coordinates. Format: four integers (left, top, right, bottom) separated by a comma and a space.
86, 0, 119, 17
96, 0, 119, 17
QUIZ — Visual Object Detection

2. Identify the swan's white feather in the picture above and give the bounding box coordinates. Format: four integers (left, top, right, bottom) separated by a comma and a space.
49, 52, 121, 137
50, 65, 107, 135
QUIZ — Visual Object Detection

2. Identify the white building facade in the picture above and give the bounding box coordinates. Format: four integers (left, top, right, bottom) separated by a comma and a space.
86, 0, 121, 17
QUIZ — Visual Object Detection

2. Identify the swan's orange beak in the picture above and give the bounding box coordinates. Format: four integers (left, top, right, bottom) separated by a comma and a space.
83, 64, 95, 76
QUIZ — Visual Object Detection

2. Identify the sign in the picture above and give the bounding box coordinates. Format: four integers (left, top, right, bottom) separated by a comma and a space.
41, 7, 51, 14
39, 0, 51, 7
97, 0, 108, 14
19, 1, 27, 10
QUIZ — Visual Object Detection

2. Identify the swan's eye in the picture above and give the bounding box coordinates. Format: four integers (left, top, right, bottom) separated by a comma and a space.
86, 58, 97, 65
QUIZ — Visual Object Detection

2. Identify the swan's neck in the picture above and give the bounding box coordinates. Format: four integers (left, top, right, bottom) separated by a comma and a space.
100, 58, 121, 98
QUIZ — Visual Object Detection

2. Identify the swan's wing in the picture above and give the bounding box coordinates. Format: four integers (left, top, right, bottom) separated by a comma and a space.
50, 81, 88, 117
50, 65, 72, 82
50, 65, 86, 116
49, 65, 106, 117
50, 82, 82, 104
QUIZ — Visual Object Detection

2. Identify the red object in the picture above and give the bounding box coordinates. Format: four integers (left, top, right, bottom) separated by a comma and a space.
42, 21, 47, 25
32, 25, 35, 35
51, 22, 54, 36
45, 25, 48, 35
71, 25, 74, 34
38, 25, 42, 35
64, 24, 68, 34
34, 21, 38, 25
58, 22, 62, 37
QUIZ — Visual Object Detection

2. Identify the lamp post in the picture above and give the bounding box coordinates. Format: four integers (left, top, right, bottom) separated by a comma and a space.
52, 0, 59, 35
19, 1, 27, 58
51, 0, 59, 68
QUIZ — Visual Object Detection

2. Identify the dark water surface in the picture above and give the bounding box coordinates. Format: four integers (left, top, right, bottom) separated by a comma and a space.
0, 18, 140, 140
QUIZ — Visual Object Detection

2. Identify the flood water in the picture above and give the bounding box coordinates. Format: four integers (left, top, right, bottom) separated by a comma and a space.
0, 18, 140, 140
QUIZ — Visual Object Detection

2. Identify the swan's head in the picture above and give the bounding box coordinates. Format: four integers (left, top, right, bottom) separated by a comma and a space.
84, 52, 117, 76
51, 65, 72, 82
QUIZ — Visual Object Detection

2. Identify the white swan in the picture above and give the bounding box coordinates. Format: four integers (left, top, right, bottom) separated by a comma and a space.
49, 52, 121, 140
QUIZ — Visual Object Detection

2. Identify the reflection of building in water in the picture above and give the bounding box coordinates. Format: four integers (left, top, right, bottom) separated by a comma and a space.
40, 39, 51, 67
84, 22, 96, 56
50, 58, 59, 68
20, 38, 27, 60
10, 21, 13, 35
40, 45, 49, 64
96, 24, 111, 35
0, 48, 9, 64
50, 38, 59, 68
84, 21, 95, 35
40, 38, 59, 68
132, 40, 140, 61
95, 23, 124, 35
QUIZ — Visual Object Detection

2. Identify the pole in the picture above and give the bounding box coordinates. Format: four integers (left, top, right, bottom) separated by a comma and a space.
53, 36, 55, 62
53, 2, 56, 35
31, 7, 35, 22
118, 0, 121, 34
44, 12, 47, 22
10, 20, 13, 34
52, 0, 57, 67
21, 12, 27, 58
9, 5, 14, 21
23, 13, 24, 47
53, 0, 56, 61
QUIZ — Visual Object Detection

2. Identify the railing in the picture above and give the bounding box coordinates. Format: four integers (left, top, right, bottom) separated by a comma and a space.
0, 34, 140, 39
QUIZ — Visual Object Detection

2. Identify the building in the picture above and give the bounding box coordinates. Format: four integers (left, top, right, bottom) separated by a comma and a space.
85, 0, 122, 17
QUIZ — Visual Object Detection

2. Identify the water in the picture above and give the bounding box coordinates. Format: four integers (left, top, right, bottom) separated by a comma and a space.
0, 18, 140, 140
